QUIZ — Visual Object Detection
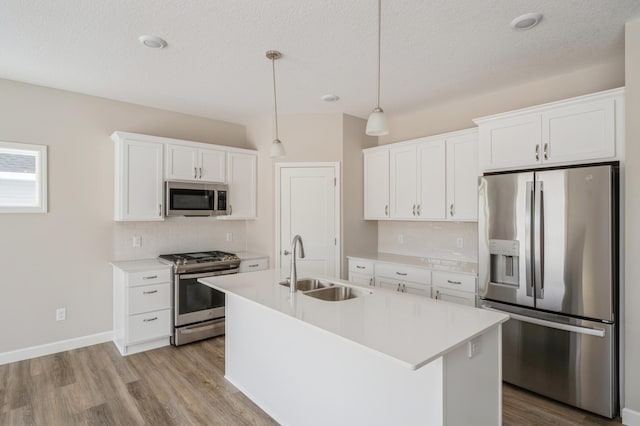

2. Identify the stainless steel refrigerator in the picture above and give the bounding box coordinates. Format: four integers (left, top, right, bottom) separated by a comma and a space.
477, 163, 618, 418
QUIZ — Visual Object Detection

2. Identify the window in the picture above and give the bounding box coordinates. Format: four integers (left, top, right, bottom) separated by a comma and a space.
0, 141, 47, 213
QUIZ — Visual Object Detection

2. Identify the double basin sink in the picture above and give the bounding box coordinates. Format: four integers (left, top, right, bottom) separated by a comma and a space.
279, 278, 370, 301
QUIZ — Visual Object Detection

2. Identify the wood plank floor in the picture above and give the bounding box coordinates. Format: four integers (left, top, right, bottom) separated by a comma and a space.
0, 337, 623, 425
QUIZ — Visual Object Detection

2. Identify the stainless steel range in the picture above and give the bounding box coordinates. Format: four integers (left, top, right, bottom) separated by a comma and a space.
159, 250, 240, 346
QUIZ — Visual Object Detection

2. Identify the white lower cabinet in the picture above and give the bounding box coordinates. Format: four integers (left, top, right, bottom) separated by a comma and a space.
347, 257, 477, 305
112, 260, 173, 356
432, 271, 477, 307
239, 256, 269, 273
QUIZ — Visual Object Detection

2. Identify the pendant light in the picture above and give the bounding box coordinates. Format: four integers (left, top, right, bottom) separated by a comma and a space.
267, 50, 286, 158
365, 0, 389, 136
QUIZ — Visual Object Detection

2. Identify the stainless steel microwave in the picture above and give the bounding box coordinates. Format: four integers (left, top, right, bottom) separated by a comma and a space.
165, 181, 229, 217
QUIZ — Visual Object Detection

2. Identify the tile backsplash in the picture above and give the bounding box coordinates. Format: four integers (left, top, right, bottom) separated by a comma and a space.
113, 217, 247, 260
378, 221, 478, 263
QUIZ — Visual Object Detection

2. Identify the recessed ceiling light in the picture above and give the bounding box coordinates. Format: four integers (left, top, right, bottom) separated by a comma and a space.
138, 35, 167, 49
510, 13, 543, 31
321, 94, 340, 102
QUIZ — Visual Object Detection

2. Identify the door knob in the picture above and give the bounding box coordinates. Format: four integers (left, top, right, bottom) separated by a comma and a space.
282, 250, 291, 255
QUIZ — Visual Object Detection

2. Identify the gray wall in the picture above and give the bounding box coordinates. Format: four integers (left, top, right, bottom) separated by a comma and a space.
0, 78, 247, 353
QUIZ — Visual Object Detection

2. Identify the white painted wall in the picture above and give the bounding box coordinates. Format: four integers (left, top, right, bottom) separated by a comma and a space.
0, 78, 248, 353
623, 18, 640, 425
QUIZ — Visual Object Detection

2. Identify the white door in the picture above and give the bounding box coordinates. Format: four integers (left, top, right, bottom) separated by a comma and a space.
278, 165, 339, 280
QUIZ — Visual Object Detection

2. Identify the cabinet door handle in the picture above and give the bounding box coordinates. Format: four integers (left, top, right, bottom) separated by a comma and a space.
417, 204, 421, 216
199, 167, 203, 179
402, 284, 407, 293
450, 203, 455, 217
356, 265, 365, 269
143, 275, 158, 280
543, 143, 549, 160
535, 144, 540, 161
396, 283, 401, 292
143, 317, 158, 322
435, 290, 440, 300
447, 280, 462, 285
143, 290, 158, 295
412, 204, 416, 216
158, 204, 162, 217
369, 278, 373, 286
194, 167, 198, 178
396, 272, 407, 276
385, 204, 389, 217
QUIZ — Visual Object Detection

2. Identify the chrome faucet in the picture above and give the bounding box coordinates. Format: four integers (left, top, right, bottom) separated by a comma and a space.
289, 235, 305, 293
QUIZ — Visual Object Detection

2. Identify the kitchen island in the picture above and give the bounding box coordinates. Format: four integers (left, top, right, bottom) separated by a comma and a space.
200, 270, 508, 426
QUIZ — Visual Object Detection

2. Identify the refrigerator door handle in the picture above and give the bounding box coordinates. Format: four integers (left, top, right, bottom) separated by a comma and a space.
525, 181, 534, 297
534, 181, 544, 299
480, 306, 605, 337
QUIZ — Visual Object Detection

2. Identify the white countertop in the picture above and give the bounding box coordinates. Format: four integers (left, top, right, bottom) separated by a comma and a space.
200, 270, 507, 370
110, 259, 171, 272
348, 252, 478, 275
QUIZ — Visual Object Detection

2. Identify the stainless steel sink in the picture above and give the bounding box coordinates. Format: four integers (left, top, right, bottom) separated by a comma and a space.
279, 278, 333, 292
302, 285, 368, 302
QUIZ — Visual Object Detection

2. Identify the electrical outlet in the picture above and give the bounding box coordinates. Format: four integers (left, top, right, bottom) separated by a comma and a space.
397, 234, 404, 244
225, 232, 233, 242
56, 308, 66, 321
456, 237, 464, 249
132, 235, 142, 247
467, 336, 481, 358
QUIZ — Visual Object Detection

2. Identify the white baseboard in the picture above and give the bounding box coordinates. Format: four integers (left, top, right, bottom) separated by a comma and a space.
623, 407, 640, 426
0, 331, 113, 366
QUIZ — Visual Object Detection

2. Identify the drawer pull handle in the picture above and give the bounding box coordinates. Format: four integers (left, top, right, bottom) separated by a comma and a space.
143, 290, 158, 295
356, 265, 366, 269
248, 264, 259, 268
396, 272, 407, 276
143, 275, 158, 280
447, 280, 462, 285
143, 317, 158, 322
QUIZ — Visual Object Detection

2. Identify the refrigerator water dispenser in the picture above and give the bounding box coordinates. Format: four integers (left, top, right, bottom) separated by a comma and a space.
489, 239, 519, 286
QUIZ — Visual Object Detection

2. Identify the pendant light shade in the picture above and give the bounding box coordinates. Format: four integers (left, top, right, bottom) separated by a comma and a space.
366, 0, 389, 136
366, 107, 389, 136
267, 50, 286, 158
270, 138, 286, 158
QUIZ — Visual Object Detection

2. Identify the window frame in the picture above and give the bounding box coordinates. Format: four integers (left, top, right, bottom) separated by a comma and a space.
0, 141, 48, 213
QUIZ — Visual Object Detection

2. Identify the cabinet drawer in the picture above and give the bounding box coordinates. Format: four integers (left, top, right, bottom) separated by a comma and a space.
129, 309, 171, 343
129, 283, 170, 315
239, 258, 269, 273
376, 277, 431, 297
375, 263, 431, 284
127, 268, 170, 287
348, 259, 374, 275
432, 271, 476, 293
433, 286, 475, 307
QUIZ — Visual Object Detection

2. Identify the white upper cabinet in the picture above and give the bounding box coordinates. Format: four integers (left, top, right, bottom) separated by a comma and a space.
166, 144, 225, 182
363, 128, 477, 222
542, 98, 615, 164
222, 151, 257, 219
446, 132, 478, 221
417, 139, 447, 220
112, 133, 164, 221
475, 88, 624, 172
389, 145, 418, 219
364, 149, 390, 219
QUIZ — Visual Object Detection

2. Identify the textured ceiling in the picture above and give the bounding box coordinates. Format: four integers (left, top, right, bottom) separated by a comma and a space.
1, 0, 639, 124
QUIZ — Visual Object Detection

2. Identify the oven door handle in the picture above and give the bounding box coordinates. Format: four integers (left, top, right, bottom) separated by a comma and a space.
180, 271, 233, 279
181, 322, 225, 335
